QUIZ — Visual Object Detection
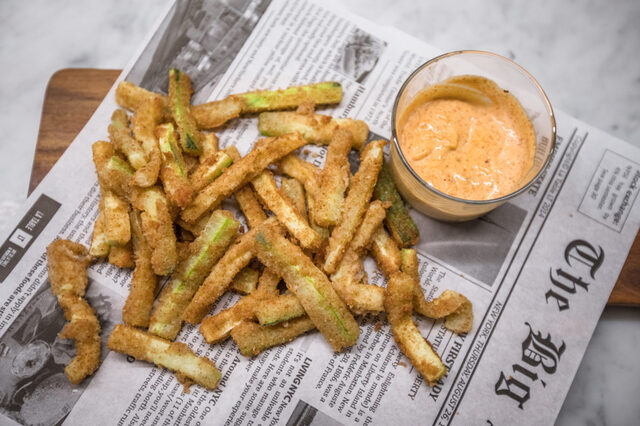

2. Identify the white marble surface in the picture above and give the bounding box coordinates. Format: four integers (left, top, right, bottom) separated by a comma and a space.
0, 0, 638, 424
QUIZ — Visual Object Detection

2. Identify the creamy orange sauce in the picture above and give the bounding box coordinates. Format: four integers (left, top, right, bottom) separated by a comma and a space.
398, 75, 535, 200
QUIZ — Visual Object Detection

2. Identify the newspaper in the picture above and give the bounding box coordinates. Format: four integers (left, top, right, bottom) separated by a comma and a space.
0, 0, 638, 425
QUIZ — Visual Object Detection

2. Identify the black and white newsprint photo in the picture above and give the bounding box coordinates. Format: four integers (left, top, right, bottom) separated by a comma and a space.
333, 28, 386, 84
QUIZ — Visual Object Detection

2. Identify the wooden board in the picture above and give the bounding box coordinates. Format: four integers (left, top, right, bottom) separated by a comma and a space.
30, 68, 640, 306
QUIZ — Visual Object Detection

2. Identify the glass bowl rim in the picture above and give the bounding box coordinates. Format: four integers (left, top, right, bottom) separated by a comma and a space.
390, 49, 557, 205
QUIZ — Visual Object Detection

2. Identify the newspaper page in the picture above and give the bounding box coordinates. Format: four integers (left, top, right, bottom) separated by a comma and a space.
0, 0, 638, 425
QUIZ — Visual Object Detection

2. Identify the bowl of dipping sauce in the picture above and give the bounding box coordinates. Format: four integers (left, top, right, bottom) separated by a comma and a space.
390, 50, 555, 221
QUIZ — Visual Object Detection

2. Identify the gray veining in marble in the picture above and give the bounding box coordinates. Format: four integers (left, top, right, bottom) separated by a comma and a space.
0, 1, 638, 424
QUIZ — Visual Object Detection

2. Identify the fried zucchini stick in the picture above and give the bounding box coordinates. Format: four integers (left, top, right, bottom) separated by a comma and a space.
190, 150, 233, 192
182, 133, 306, 222
130, 187, 177, 275
231, 317, 316, 357
102, 190, 130, 246
280, 178, 307, 220
191, 97, 244, 130
230, 267, 260, 295
92, 141, 132, 199
156, 123, 194, 208
351, 200, 389, 253
237, 81, 342, 114
108, 324, 221, 390
324, 140, 386, 273
47, 240, 100, 384
199, 269, 280, 344
200, 132, 219, 161
315, 129, 353, 227
400, 249, 473, 333
183, 218, 280, 324
225, 146, 268, 229
254, 226, 359, 351
251, 171, 321, 249
108, 109, 147, 170
108, 241, 134, 268
385, 272, 446, 385
90, 205, 109, 258
122, 210, 157, 328
149, 210, 239, 340
131, 97, 164, 187
115, 81, 167, 112
374, 160, 420, 247
254, 293, 306, 326
277, 154, 320, 197
168, 69, 203, 155
259, 111, 367, 150
371, 227, 402, 278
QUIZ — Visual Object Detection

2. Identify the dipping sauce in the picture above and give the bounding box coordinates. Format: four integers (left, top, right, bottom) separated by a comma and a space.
398, 75, 535, 200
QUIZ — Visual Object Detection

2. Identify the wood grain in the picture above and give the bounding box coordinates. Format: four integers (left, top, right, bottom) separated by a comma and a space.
30, 68, 639, 306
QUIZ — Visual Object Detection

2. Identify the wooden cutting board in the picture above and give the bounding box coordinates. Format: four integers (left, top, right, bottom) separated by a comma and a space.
30, 68, 640, 306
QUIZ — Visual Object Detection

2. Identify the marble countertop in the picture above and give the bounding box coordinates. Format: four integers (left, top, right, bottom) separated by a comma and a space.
0, 0, 638, 424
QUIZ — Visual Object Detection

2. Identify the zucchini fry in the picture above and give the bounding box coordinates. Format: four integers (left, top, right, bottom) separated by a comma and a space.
130, 187, 177, 276
89, 207, 109, 258
102, 190, 130, 246
231, 317, 316, 357
168, 69, 202, 155
277, 154, 320, 197
254, 226, 359, 351
371, 227, 402, 278
259, 111, 367, 150
331, 248, 384, 315
324, 140, 386, 274
280, 178, 307, 219
374, 160, 420, 247
385, 272, 446, 385
191, 97, 244, 130
350, 200, 390, 253
46, 240, 100, 384
400, 249, 473, 333
148, 210, 239, 340
183, 218, 280, 324
251, 171, 321, 250
200, 132, 219, 162
156, 123, 194, 208
182, 133, 306, 222
190, 150, 233, 192
122, 210, 157, 328
315, 129, 352, 227
199, 269, 280, 344
131, 97, 165, 187
115, 81, 167, 112
108, 109, 147, 169
235, 185, 267, 229
92, 141, 132, 199
230, 267, 260, 295
107, 324, 221, 390
254, 293, 306, 326
238, 81, 342, 114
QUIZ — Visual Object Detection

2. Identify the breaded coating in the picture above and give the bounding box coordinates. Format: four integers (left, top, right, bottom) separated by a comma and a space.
122, 210, 157, 328
385, 272, 446, 385
374, 160, 420, 247
231, 317, 316, 357
92, 141, 132, 199
254, 226, 359, 352
237, 81, 342, 114
108, 324, 221, 390
108, 242, 134, 268
251, 171, 322, 250
102, 190, 130, 246
371, 227, 402, 278
230, 267, 260, 295
324, 140, 386, 273
149, 210, 239, 340
199, 269, 280, 344
183, 218, 281, 324
400, 249, 473, 333
131, 97, 164, 187
115, 81, 167, 112
258, 111, 367, 150
46, 240, 101, 384
280, 178, 307, 220
191, 96, 244, 130
350, 200, 390, 253
108, 109, 147, 169
168, 69, 203, 155
225, 147, 268, 229
331, 248, 384, 315
181, 133, 306, 223
254, 293, 306, 326
130, 186, 177, 276
89, 207, 109, 258
156, 123, 194, 208
315, 128, 352, 227
200, 132, 219, 161
277, 154, 321, 197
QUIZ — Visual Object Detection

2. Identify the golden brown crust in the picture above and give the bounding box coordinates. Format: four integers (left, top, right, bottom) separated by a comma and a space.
315, 128, 352, 227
